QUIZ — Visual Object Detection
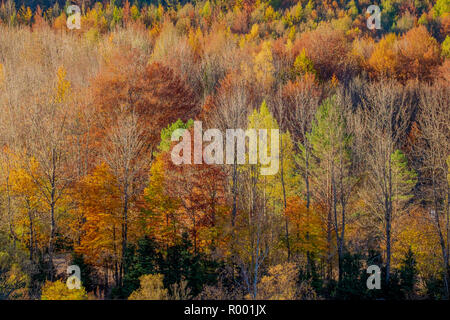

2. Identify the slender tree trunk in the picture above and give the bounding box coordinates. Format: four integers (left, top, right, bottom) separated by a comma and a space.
49, 201, 56, 280
385, 153, 393, 286
432, 177, 450, 298
6, 176, 16, 248
48, 148, 58, 281
28, 209, 34, 261
385, 196, 392, 285
193, 209, 197, 254
446, 186, 450, 298
326, 164, 333, 281
231, 156, 238, 227
280, 135, 290, 261
121, 182, 129, 287
113, 226, 119, 287
304, 146, 312, 274
339, 178, 346, 283
332, 168, 343, 283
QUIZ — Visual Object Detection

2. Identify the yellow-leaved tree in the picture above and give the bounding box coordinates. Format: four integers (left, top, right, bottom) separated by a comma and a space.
41, 280, 88, 300
368, 33, 398, 78
72, 163, 122, 285
253, 41, 275, 92
235, 100, 295, 298
128, 274, 169, 300
255, 262, 316, 300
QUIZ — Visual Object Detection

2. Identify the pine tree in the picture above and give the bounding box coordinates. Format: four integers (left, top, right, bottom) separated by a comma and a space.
399, 248, 418, 299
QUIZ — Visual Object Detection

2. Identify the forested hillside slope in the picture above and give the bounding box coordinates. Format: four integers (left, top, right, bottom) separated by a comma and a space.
0, 0, 449, 300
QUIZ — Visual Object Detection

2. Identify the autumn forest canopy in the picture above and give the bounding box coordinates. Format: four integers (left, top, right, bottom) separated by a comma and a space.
0, 0, 449, 300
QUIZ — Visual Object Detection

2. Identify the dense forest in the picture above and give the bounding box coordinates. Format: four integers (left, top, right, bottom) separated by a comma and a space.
0, 0, 449, 300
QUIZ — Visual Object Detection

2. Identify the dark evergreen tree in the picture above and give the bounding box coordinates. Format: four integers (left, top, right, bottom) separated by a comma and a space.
399, 248, 417, 299
113, 236, 160, 299
71, 252, 96, 293
159, 233, 219, 297
336, 252, 367, 299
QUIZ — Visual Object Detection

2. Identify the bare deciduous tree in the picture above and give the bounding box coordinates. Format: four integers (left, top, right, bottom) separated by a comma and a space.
356, 79, 414, 285
102, 107, 147, 286
415, 83, 450, 297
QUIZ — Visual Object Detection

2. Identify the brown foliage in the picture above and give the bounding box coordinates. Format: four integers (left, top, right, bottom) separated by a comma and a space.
397, 26, 442, 81
294, 25, 354, 81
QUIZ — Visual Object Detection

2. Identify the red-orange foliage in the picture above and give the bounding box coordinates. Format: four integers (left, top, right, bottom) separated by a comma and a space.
285, 196, 327, 257
397, 26, 442, 81
143, 130, 229, 253
368, 26, 442, 81
92, 50, 200, 154
32, 6, 47, 31
72, 163, 122, 267
294, 25, 353, 81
